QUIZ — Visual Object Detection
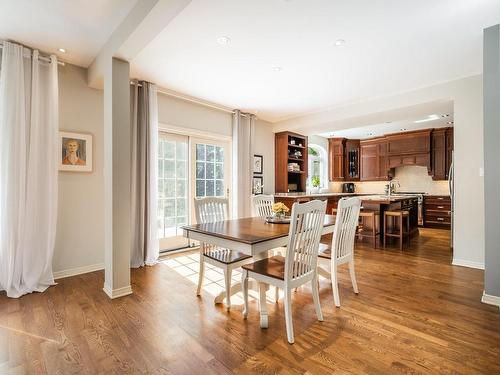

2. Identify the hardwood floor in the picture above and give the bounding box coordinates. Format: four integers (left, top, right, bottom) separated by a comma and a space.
1, 228, 499, 374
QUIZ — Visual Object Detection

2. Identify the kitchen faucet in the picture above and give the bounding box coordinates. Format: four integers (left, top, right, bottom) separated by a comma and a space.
385, 179, 400, 196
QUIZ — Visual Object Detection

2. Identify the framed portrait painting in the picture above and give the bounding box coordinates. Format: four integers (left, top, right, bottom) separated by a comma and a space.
59, 131, 93, 172
253, 154, 263, 174
253, 175, 263, 195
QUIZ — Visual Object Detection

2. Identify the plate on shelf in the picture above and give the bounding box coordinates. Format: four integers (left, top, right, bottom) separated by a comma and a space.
265, 216, 291, 224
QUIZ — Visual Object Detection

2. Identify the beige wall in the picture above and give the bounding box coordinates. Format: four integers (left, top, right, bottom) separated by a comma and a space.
54, 64, 104, 275
254, 119, 275, 194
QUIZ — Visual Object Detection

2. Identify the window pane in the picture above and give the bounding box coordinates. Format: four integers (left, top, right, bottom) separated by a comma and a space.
196, 144, 205, 161
216, 180, 224, 196
158, 159, 163, 178
196, 162, 205, 179
216, 146, 224, 162
158, 179, 164, 199
176, 160, 187, 179
206, 162, 215, 179
215, 163, 224, 179
164, 199, 175, 217
165, 141, 175, 159
164, 180, 175, 198
177, 216, 187, 226
206, 180, 215, 197
164, 160, 175, 178
176, 198, 186, 217
176, 142, 187, 161
196, 180, 205, 197
206, 145, 215, 162
176, 180, 186, 197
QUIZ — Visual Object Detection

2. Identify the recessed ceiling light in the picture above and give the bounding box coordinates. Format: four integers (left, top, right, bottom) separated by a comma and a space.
414, 114, 439, 124
385, 121, 392, 124
447, 121, 454, 125
58, 48, 66, 53
441, 114, 450, 118
334, 39, 346, 47
367, 132, 374, 136
272, 66, 283, 72
217, 36, 231, 45
400, 128, 407, 131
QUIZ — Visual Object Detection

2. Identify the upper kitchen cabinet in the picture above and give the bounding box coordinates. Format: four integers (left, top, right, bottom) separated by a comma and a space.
387, 129, 432, 173
275, 131, 308, 193
360, 137, 390, 181
328, 138, 360, 181
328, 138, 345, 181
431, 127, 454, 181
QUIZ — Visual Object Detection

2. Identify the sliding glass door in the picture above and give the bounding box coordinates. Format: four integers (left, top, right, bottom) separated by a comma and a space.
157, 132, 231, 252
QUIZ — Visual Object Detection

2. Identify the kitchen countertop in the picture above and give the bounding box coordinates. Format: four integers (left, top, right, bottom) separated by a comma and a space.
274, 192, 421, 203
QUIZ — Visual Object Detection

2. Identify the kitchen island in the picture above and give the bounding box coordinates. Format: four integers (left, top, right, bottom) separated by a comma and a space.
274, 193, 419, 243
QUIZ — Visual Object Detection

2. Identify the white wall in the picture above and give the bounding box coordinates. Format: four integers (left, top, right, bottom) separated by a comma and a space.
54, 64, 104, 275
254, 119, 275, 194
274, 75, 485, 268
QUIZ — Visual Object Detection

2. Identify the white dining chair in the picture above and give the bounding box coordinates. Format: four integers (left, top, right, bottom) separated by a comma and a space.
252, 194, 283, 302
242, 199, 327, 344
252, 194, 274, 217
194, 197, 253, 311
317, 197, 361, 307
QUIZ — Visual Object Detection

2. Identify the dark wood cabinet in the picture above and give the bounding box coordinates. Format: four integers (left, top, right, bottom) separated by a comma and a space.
328, 138, 345, 181
345, 140, 360, 180
360, 137, 390, 181
386, 129, 432, 173
432, 128, 447, 180
423, 195, 451, 229
275, 131, 308, 193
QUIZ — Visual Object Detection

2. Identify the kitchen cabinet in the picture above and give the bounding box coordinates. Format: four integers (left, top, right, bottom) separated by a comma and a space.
432, 128, 447, 180
328, 138, 345, 181
345, 139, 360, 180
386, 129, 432, 173
360, 137, 390, 181
275, 131, 308, 193
423, 195, 451, 229
445, 127, 454, 179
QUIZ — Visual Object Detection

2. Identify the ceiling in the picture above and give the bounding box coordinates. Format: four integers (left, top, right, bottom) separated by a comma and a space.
131, 0, 500, 122
0, 0, 137, 67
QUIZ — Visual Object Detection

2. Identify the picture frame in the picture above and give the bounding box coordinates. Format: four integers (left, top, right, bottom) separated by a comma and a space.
59, 131, 93, 172
253, 175, 264, 195
253, 154, 263, 174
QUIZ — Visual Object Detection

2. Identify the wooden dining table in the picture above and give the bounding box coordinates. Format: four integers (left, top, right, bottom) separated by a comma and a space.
182, 215, 336, 328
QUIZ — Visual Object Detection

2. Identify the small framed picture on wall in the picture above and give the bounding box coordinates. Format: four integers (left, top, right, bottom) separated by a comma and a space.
253, 175, 264, 195
253, 154, 263, 174
59, 131, 93, 172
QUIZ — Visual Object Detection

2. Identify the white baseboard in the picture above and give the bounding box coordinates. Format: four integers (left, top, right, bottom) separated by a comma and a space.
481, 292, 500, 309
452, 258, 485, 270
103, 284, 133, 299
53, 263, 104, 280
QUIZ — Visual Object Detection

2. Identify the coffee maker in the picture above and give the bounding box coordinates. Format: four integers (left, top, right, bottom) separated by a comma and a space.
342, 182, 355, 193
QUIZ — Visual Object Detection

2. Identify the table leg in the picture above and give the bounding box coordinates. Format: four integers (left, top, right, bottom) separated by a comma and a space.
259, 282, 269, 328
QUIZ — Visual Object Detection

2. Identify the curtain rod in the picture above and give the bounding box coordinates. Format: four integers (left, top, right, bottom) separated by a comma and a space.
0, 42, 65, 66
130, 80, 254, 117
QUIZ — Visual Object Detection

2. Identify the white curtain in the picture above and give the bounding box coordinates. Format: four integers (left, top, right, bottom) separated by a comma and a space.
232, 110, 255, 219
0, 41, 59, 298
130, 81, 159, 267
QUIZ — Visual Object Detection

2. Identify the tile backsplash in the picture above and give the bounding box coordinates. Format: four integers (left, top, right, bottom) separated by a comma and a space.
329, 165, 450, 195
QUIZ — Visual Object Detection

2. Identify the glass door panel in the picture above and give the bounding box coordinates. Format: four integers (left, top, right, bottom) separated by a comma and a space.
158, 132, 189, 251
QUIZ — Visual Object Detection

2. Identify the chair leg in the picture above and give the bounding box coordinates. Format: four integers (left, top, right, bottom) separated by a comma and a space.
197, 247, 205, 296
407, 216, 411, 249
242, 270, 249, 319
259, 282, 269, 329
332, 262, 340, 307
349, 260, 359, 294
372, 215, 377, 248
223, 268, 232, 311
311, 274, 324, 321
284, 287, 294, 344
399, 215, 403, 251
383, 214, 387, 248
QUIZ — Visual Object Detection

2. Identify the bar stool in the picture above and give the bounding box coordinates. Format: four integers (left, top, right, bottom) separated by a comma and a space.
357, 210, 380, 248
383, 210, 410, 251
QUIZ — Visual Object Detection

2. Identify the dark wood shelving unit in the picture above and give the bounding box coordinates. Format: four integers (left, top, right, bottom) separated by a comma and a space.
275, 131, 308, 193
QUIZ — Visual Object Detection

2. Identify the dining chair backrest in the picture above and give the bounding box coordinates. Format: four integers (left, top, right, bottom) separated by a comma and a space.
194, 197, 229, 224
252, 194, 274, 218
332, 197, 361, 262
285, 199, 327, 282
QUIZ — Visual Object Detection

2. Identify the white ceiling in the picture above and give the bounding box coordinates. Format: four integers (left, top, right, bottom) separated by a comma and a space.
0, 0, 137, 67
131, 0, 500, 122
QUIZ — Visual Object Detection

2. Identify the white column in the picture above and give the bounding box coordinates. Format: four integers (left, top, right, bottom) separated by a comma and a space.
103, 57, 132, 299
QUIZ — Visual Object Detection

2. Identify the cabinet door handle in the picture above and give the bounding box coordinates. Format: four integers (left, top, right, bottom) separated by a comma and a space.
437, 197, 444, 200
437, 206, 444, 209
437, 217, 444, 221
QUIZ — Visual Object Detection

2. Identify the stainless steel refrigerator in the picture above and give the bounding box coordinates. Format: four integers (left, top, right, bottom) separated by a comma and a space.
448, 151, 454, 248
